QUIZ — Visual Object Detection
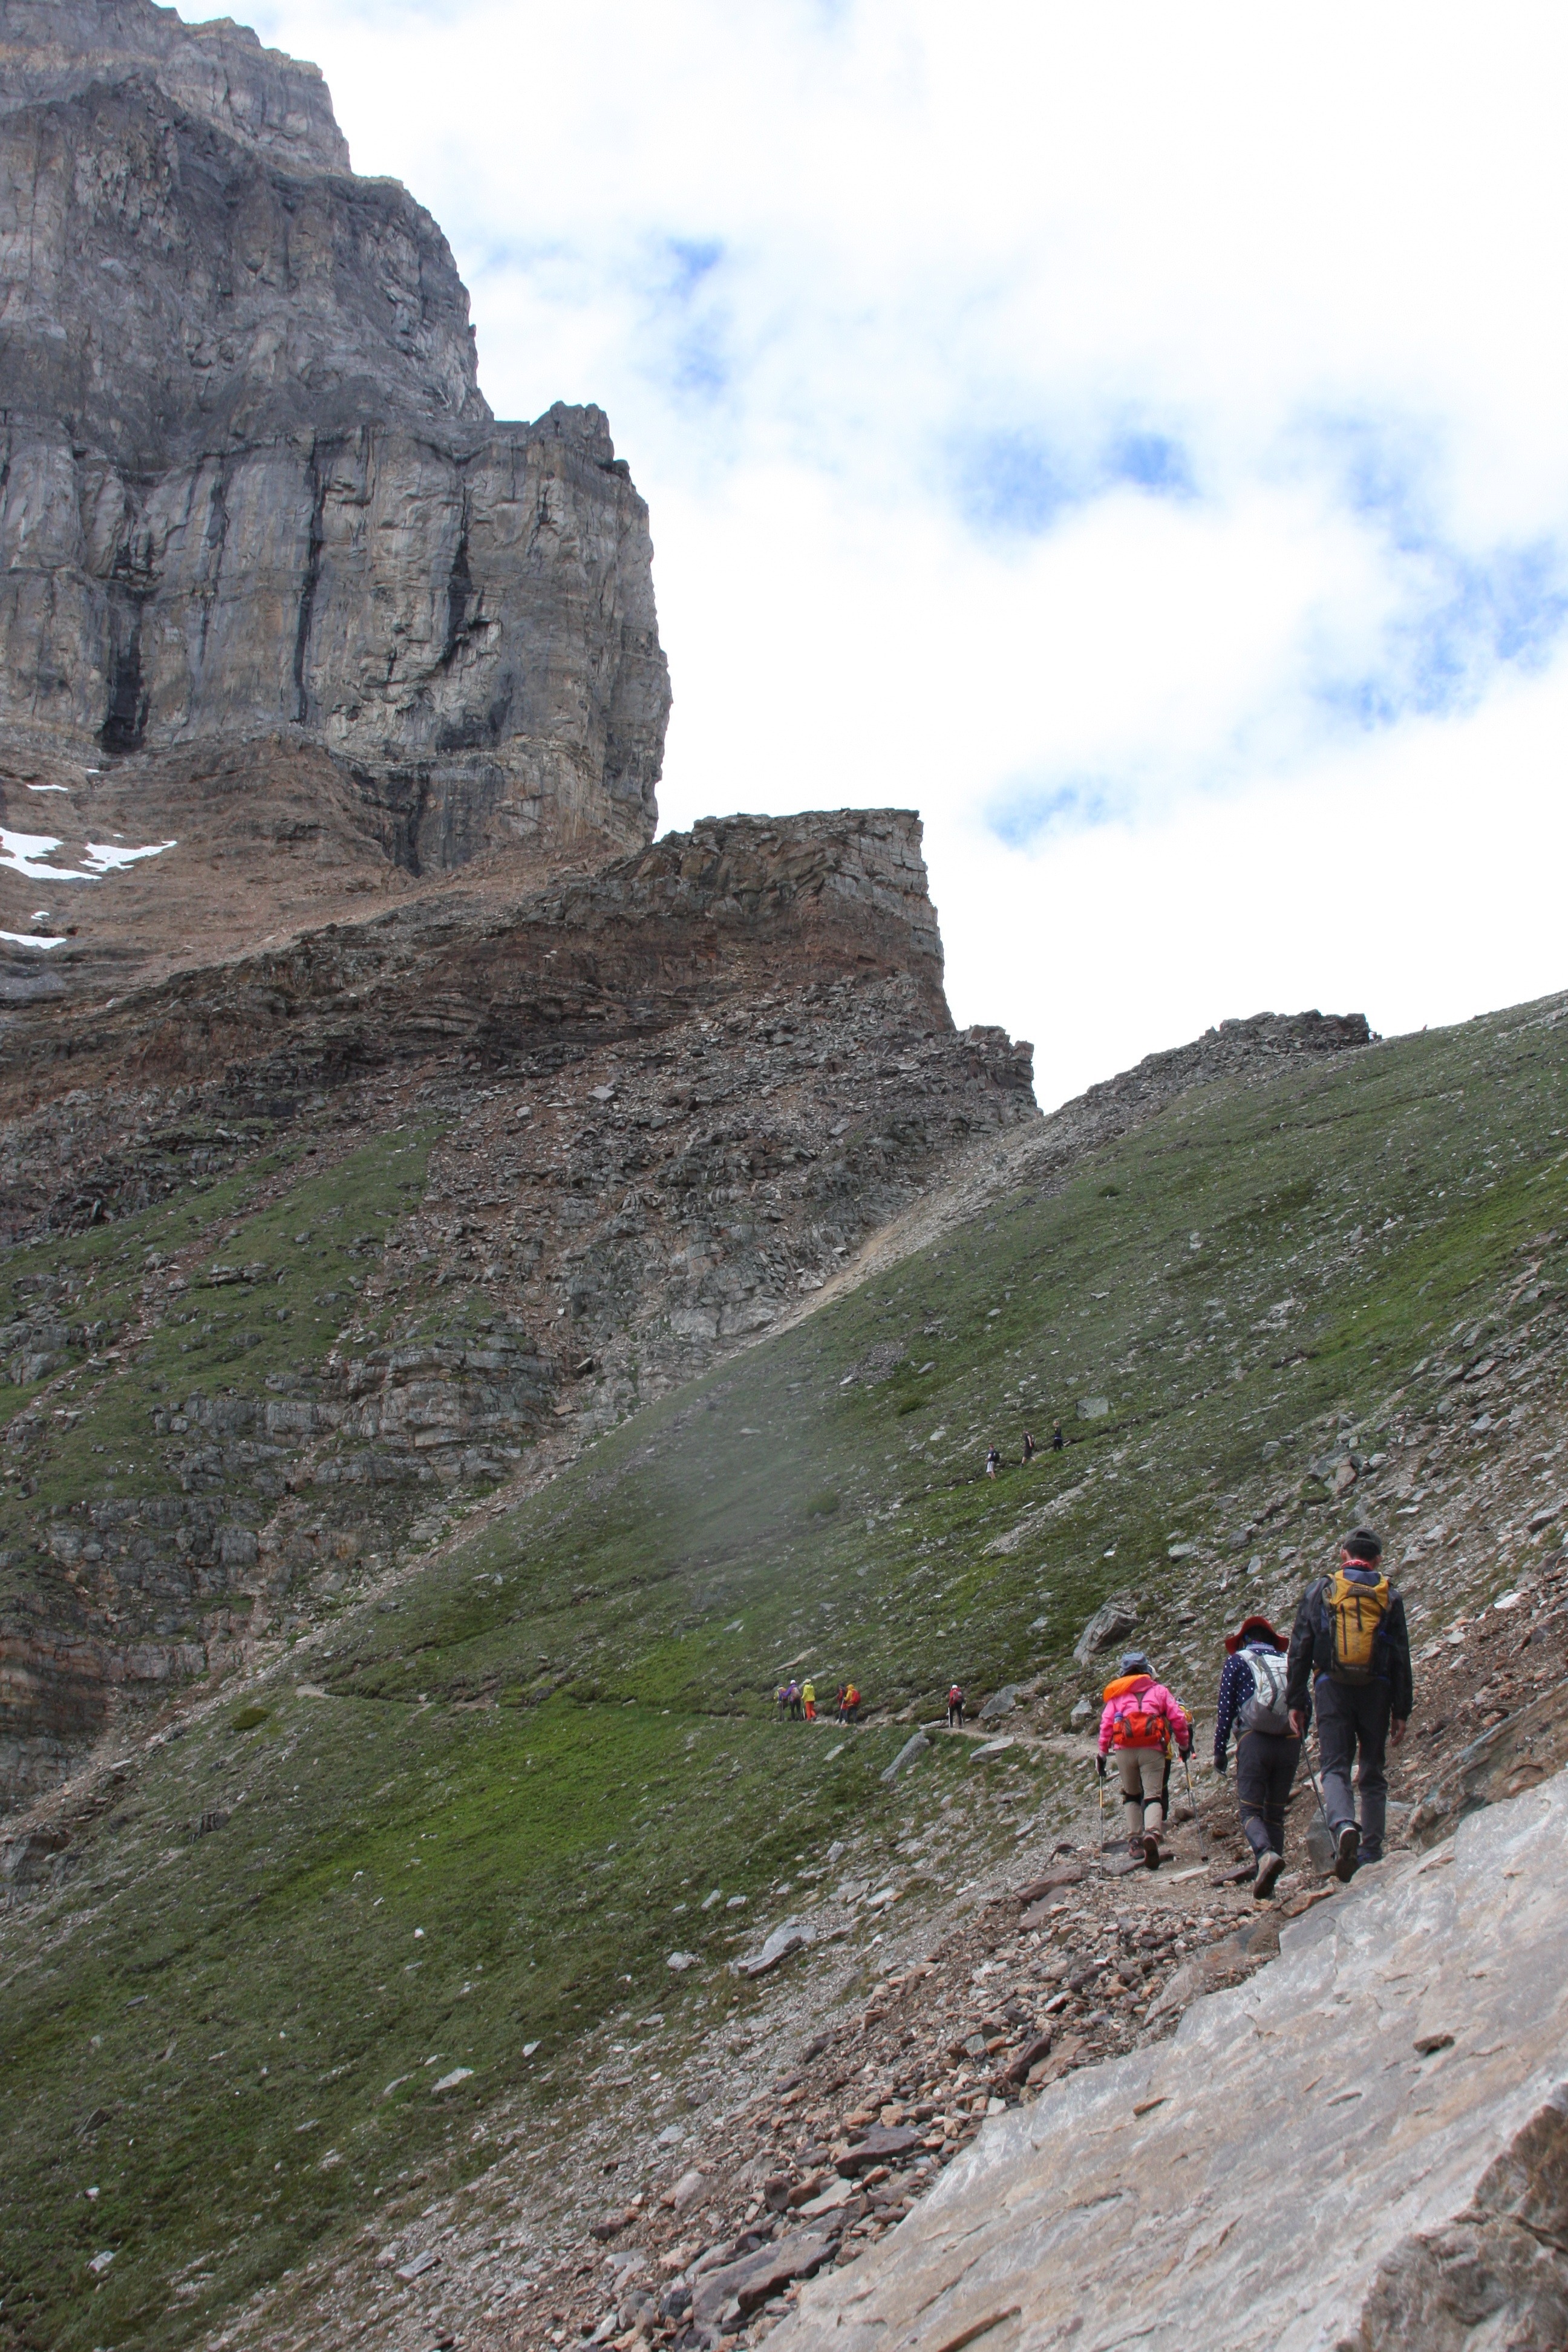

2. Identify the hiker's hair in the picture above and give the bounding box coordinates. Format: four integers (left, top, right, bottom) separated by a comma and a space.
1342, 1526, 1383, 1563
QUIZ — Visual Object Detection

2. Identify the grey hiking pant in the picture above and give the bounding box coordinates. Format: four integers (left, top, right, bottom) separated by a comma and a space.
1315, 1677, 1391, 1861
1235, 1729, 1300, 1860
1117, 1748, 1166, 1836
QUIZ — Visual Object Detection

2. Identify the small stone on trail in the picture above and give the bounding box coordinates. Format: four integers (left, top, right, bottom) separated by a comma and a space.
667, 1951, 698, 1971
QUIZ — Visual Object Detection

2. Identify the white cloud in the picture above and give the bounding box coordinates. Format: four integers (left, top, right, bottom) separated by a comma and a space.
246, 0, 1568, 1101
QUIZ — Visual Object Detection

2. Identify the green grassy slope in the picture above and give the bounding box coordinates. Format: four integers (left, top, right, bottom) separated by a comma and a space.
1, 1125, 441, 1633
5, 995, 1567, 2349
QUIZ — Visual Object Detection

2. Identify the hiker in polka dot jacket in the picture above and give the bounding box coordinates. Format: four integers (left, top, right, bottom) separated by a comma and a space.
1212, 1613, 1301, 1900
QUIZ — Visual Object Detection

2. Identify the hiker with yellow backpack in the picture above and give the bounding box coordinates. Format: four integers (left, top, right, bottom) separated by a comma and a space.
1287, 1526, 1413, 1881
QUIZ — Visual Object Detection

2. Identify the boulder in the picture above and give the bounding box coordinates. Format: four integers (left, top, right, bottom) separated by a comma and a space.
735, 1921, 816, 1978
781, 1767, 1568, 2352
977, 1685, 1019, 1723
1015, 1860, 1086, 1907
1072, 1593, 1138, 1665
835, 2124, 925, 2177
689, 2232, 834, 2335
881, 1732, 929, 1785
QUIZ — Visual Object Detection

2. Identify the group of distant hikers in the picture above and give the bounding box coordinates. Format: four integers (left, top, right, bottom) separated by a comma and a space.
987, 1425, 1064, 1477
776, 1677, 861, 1723
1096, 1525, 1412, 1893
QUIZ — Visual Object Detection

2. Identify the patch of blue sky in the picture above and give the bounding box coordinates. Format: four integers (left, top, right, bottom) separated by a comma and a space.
1318, 535, 1568, 733
1104, 431, 1193, 497
638, 234, 734, 408
987, 773, 1125, 849
958, 422, 1195, 540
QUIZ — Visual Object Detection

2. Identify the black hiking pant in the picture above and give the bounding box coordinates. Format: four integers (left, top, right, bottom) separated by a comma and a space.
1235, 1728, 1301, 1860
1315, 1677, 1391, 1861
947, 1703, 963, 1728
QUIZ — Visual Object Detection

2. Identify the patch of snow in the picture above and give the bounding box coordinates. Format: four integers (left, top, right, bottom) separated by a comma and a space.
26, 782, 69, 792
0, 930, 67, 950
1, 829, 76, 880
83, 838, 176, 874
0, 829, 176, 881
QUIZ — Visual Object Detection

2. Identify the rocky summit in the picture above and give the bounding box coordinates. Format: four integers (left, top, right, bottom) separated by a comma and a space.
3, 15, 1568, 2352
0, 0, 668, 929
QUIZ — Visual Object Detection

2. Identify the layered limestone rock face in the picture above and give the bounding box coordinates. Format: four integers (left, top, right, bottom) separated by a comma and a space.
0, 0, 669, 862
782, 1769, 1568, 2352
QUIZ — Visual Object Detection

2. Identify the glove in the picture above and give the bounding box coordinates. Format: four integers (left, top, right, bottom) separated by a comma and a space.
1096, 1755, 1107, 1781
1178, 1745, 1191, 1762
1215, 1753, 1229, 1775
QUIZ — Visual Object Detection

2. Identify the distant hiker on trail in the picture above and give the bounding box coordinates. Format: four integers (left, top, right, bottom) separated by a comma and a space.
1051, 1422, 1063, 1452
834, 1684, 848, 1721
1097, 1651, 1193, 1870
947, 1683, 965, 1728
783, 1679, 803, 1721
985, 1445, 1002, 1479
841, 1682, 861, 1723
1022, 1431, 1036, 1462
776, 1684, 791, 1720
1214, 1613, 1299, 1900
1287, 1526, 1413, 1881
801, 1678, 817, 1722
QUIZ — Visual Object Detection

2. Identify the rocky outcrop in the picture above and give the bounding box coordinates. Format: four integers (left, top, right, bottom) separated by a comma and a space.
0, 0, 668, 862
0, 805, 1039, 1805
780, 1768, 1568, 2352
0, 1, 350, 171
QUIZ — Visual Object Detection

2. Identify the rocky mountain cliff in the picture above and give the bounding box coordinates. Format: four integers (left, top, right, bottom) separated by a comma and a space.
0, 0, 668, 875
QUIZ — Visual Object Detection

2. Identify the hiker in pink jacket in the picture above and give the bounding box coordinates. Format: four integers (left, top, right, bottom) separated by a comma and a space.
1096, 1650, 1194, 1870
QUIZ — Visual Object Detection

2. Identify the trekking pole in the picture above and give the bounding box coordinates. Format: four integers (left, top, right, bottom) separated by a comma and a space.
1096, 1762, 1105, 1857
1180, 1748, 1210, 1864
1302, 1748, 1330, 1828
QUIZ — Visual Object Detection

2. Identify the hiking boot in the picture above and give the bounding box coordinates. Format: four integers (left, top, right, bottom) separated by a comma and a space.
1253, 1851, 1284, 1900
1128, 1835, 1145, 1861
1334, 1823, 1360, 1882
1143, 1830, 1161, 1870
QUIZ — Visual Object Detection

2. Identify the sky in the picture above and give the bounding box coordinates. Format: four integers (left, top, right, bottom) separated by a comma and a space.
246, 0, 1568, 1109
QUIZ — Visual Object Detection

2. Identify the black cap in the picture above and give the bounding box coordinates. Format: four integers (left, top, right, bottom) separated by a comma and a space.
1343, 1526, 1382, 1562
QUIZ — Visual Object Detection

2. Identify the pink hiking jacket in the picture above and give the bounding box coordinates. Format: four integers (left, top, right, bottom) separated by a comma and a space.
1097, 1673, 1192, 1756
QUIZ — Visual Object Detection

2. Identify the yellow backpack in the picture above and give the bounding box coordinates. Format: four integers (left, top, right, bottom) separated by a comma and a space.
1325, 1569, 1391, 1684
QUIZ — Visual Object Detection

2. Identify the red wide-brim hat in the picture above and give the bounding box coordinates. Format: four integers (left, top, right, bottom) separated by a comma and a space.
1224, 1614, 1288, 1655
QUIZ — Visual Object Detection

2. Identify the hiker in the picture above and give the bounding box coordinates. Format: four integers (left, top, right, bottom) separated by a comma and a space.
776, 1684, 791, 1720
1022, 1431, 1036, 1463
1097, 1650, 1192, 1869
801, 1678, 817, 1722
783, 1678, 803, 1721
946, 1683, 965, 1728
1287, 1526, 1413, 1880
1051, 1422, 1063, 1452
842, 1681, 861, 1723
1214, 1613, 1299, 1900
834, 1684, 848, 1721
985, 1445, 1001, 1479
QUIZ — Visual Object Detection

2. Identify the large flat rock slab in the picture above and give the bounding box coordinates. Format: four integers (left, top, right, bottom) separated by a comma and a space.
779, 1769, 1568, 2352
